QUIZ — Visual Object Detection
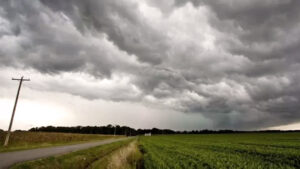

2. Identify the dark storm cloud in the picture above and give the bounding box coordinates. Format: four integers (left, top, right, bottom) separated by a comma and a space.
177, 0, 300, 72
1, 0, 300, 129
0, 0, 142, 77
40, 0, 169, 65
202, 0, 300, 61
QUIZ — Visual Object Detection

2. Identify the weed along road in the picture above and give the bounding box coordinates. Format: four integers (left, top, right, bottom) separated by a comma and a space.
0, 137, 132, 169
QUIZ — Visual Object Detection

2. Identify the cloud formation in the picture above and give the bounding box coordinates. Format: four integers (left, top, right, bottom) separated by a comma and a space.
0, 0, 300, 129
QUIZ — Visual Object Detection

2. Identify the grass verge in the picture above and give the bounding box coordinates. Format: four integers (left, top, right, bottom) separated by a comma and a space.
10, 138, 138, 169
89, 140, 143, 169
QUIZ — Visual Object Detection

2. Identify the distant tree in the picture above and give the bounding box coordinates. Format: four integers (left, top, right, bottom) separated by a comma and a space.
29, 125, 297, 135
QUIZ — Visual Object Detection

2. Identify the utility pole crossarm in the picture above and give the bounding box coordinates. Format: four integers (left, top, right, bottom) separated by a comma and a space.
12, 78, 30, 81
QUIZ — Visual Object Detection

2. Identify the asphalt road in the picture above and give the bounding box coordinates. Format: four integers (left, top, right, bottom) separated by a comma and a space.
0, 137, 131, 169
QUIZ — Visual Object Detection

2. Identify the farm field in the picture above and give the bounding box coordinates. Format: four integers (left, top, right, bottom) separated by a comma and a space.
4, 132, 300, 169
139, 133, 300, 169
0, 131, 122, 152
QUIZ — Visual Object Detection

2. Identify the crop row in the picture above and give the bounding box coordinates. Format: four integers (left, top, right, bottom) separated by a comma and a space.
139, 133, 300, 169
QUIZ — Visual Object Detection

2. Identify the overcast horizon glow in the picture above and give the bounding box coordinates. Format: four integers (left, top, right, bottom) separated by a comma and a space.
1, 0, 300, 131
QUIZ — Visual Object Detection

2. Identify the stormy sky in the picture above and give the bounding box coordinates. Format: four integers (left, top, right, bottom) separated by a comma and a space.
1, 0, 300, 130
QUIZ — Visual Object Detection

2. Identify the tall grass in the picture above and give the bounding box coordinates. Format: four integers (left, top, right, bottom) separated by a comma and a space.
90, 140, 143, 169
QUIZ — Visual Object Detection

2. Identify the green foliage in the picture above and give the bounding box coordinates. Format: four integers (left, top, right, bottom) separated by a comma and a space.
140, 133, 300, 169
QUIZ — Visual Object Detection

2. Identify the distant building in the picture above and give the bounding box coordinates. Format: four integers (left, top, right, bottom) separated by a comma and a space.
144, 133, 151, 136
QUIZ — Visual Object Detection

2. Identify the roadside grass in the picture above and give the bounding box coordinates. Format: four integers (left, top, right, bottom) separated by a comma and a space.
0, 131, 123, 152
10, 138, 139, 169
89, 140, 143, 169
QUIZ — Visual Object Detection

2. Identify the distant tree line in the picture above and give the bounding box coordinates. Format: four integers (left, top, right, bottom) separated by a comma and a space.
29, 125, 177, 136
28, 125, 300, 136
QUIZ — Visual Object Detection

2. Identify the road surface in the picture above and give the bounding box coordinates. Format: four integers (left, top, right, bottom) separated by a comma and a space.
0, 137, 131, 169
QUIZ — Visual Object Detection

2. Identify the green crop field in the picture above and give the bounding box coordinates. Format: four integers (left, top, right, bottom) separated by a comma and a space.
139, 133, 300, 169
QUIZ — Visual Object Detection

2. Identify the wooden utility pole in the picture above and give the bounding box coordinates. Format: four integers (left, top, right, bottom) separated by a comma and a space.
4, 76, 30, 146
